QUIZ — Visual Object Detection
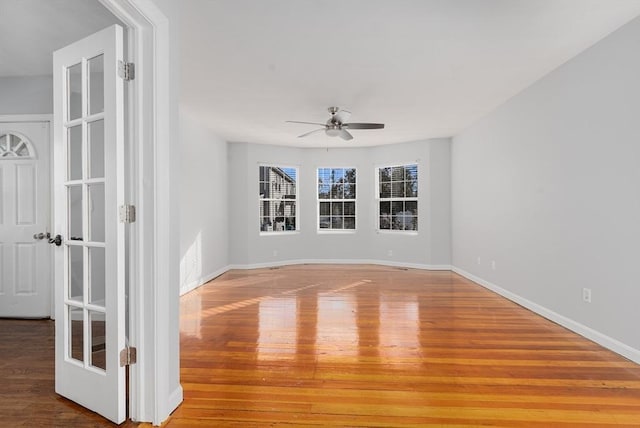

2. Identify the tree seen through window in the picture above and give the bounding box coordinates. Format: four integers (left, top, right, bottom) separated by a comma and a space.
318, 167, 356, 230
378, 164, 418, 231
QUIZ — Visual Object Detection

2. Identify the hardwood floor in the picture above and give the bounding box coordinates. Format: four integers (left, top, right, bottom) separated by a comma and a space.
0, 317, 139, 427
4, 264, 640, 426
166, 265, 640, 427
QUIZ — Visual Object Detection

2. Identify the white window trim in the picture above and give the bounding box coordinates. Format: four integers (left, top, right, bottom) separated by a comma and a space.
316, 166, 357, 233
258, 164, 299, 234
374, 162, 419, 234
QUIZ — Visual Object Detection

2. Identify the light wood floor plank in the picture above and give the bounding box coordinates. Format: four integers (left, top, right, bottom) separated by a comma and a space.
160, 265, 640, 427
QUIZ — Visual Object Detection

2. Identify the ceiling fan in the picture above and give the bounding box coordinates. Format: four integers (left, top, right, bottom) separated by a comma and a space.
286, 107, 385, 141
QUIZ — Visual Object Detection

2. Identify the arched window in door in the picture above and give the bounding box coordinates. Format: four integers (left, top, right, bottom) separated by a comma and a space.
0, 133, 35, 159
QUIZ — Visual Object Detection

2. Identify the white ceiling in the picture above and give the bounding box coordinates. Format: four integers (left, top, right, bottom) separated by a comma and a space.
0, 0, 121, 77
2, 1, 640, 148
179, 0, 640, 147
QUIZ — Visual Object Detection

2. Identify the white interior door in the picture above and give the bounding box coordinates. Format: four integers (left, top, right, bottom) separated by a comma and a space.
53, 24, 126, 424
0, 120, 51, 318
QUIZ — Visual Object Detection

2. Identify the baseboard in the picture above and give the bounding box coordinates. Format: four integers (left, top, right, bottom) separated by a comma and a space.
179, 266, 232, 296
158, 385, 183, 426
451, 266, 640, 365
228, 259, 452, 271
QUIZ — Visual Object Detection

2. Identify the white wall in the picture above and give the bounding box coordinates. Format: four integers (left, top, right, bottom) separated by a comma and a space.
179, 108, 229, 294
452, 16, 640, 359
0, 76, 52, 114
228, 139, 451, 268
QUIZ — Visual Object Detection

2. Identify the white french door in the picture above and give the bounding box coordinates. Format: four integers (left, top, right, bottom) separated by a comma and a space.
52, 24, 126, 424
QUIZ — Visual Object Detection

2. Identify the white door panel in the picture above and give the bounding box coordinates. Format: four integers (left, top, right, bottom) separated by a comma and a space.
0, 121, 51, 318
53, 24, 126, 424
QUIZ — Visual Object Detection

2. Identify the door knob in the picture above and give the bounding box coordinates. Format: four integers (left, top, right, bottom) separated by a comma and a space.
48, 234, 63, 246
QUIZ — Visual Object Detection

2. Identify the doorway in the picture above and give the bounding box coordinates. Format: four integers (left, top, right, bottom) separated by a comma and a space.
0, 0, 179, 424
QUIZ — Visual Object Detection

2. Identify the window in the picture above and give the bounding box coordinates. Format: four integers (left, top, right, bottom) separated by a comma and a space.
318, 167, 356, 230
0, 133, 34, 159
377, 164, 418, 231
259, 165, 297, 232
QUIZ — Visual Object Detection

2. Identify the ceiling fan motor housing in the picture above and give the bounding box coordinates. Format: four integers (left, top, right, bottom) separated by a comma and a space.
325, 126, 341, 137
286, 106, 383, 141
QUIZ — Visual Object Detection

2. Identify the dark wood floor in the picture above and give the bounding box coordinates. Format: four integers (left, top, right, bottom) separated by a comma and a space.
3, 264, 640, 427
0, 317, 138, 427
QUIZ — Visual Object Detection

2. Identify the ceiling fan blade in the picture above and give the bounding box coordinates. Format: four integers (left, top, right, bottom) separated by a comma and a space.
286, 120, 327, 126
339, 129, 354, 141
333, 109, 351, 124
343, 123, 385, 130
298, 128, 325, 138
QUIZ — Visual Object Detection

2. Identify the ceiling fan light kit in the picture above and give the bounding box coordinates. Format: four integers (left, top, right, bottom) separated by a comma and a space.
287, 107, 385, 141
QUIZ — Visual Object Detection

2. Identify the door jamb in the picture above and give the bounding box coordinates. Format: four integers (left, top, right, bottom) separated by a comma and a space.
97, 1, 181, 424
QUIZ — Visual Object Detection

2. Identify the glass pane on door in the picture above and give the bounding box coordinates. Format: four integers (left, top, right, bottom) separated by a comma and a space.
88, 183, 105, 242
89, 247, 105, 306
88, 120, 104, 178
89, 311, 106, 371
68, 246, 83, 302
68, 125, 83, 180
68, 306, 84, 362
68, 185, 83, 241
88, 55, 104, 115
67, 63, 82, 121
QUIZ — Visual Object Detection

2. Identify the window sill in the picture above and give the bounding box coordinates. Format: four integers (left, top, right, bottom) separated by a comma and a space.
376, 230, 419, 236
259, 231, 300, 237
317, 229, 357, 235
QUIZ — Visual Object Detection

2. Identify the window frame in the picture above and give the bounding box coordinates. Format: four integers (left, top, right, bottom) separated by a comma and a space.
317, 166, 357, 233
375, 163, 419, 234
258, 164, 299, 235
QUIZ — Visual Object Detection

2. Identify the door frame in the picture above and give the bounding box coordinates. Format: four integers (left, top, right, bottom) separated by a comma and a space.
0, 114, 53, 318
97, 1, 180, 424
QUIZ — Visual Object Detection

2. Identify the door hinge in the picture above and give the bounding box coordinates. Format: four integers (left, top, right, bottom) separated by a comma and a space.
119, 205, 136, 223
118, 60, 135, 81
120, 346, 137, 367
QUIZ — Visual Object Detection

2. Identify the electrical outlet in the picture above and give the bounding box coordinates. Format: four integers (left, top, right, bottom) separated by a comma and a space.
387, 250, 393, 257
491, 260, 496, 270
273, 250, 278, 257
582, 288, 592, 303
477, 256, 481, 265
